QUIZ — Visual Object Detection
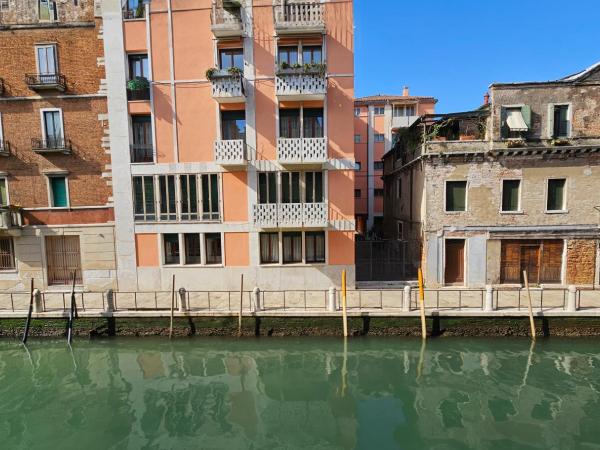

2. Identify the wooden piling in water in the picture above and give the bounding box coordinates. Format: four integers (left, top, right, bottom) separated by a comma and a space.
523, 270, 536, 340
418, 268, 427, 339
67, 272, 76, 345
342, 270, 348, 337
238, 274, 244, 337
22, 278, 34, 344
169, 274, 175, 339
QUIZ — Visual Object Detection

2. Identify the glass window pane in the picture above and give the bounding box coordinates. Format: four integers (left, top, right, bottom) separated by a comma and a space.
258, 173, 267, 204
184, 233, 201, 265
314, 172, 323, 202
282, 172, 290, 203
306, 231, 325, 263
163, 234, 180, 265
291, 172, 300, 203
502, 180, 520, 212
260, 232, 279, 264
547, 179, 566, 211
268, 173, 277, 203
283, 232, 302, 264
144, 176, 155, 219
305, 172, 314, 203
50, 177, 67, 207
280, 109, 300, 138
205, 233, 222, 265
303, 108, 324, 138
446, 181, 466, 212
210, 174, 219, 215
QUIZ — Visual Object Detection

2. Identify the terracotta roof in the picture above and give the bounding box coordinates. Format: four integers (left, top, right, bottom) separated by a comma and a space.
355, 94, 437, 104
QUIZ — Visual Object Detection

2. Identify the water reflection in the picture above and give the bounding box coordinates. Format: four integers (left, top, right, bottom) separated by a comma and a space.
0, 338, 598, 449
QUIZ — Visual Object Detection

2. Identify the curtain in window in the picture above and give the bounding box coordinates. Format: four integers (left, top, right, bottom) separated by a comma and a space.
184, 233, 201, 265
281, 172, 300, 203
283, 232, 302, 263
303, 109, 324, 138
44, 111, 62, 144
305, 172, 323, 203
163, 234, 180, 265
37, 46, 56, 74
305, 231, 325, 263
205, 233, 222, 265
280, 109, 300, 138
260, 233, 279, 263
221, 111, 246, 141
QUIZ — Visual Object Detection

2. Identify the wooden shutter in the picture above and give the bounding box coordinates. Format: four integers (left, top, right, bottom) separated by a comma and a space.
501, 240, 521, 283
540, 240, 563, 283
46, 236, 82, 285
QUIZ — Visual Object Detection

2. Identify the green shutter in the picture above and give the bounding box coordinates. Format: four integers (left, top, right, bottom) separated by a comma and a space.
0, 179, 7, 207
51, 177, 67, 207
521, 105, 531, 129
500, 107, 508, 138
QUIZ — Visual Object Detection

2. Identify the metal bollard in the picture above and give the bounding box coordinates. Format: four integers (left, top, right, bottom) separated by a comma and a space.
328, 287, 337, 311
178, 287, 187, 312
32, 289, 42, 313
402, 286, 411, 312
566, 285, 577, 312
253, 287, 261, 312
105, 289, 114, 313
484, 285, 494, 312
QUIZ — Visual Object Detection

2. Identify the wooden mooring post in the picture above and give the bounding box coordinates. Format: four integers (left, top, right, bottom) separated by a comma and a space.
169, 274, 175, 339
523, 270, 536, 340
341, 270, 348, 338
238, 274, 244, 337
67, 272, 77, 345
22, 278, 34, 345
418, 268, 427, 339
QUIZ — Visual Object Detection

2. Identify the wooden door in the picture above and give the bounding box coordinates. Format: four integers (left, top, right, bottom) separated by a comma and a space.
520, 245, 540, 285
445, 239, 465, 285
46, 236, 82, 285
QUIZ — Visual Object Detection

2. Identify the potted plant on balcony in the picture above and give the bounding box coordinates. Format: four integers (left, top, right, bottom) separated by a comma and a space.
227, 66, 243, 77
205, 68, 219, 81
506, 139, 526, 148
135, 1, 145, 18
551, 138, 571, 146
127, 76, 149, 92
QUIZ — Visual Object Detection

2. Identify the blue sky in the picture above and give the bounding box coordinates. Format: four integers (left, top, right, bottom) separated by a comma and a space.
354, 0, 600, 113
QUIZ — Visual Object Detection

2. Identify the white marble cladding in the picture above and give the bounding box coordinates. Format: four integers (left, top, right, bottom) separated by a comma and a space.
0, 208, 23, 229
274, 2, 324, 31
277, 137, 327, 164
211, 74, 244, 102
254, 202, 327, 228
214, 139, 247, 165
276, 72, 326, 98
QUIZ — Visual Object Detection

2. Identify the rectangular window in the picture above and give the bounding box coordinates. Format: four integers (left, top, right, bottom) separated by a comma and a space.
374, 107, 385, 115
374, 133, 385, 142
502, 179, 521, 212
0, 1, 10, 12
305, 231, 325, 263
180, 174, 199, 221
221, 110, 246, 141
49, 176, 68, 207
354, 107, 361, 117
128, 54, 149, 79
0, 237, 14, 270
354, 134, 361, 143
158, 175, 177, 221
553, 105, 570, 138
281, 172, 301, 204
374, 161, 384, 170
258, 172, 278, 204
282, 232, 302, 264
42, 109, 63, 146
0, 178, 8, 207
201, 174, 220, 220
205, 233, 222, 265
446, 180, 467, 212
45, 235, 82, 285
279, 109, 300, 139
374, 188, 384, 197
303, 108, 324, 138
547, 178, 566, 211
36, 45, 57, 74
355, 162, 362, 171
39, 0, 58, 21
305, 171, 323, 203
397, 179, 402, 198
354, 189, 361, 198
184, 233, 201, 265
260, 232, 279, 264
133, 176, 156, 221
219, 48, 244, 71
502, 106, 530, 139
163, 234, 180, 265
302, 45, 322, 64
131, 115, 153, 163
278, 46, 298, 66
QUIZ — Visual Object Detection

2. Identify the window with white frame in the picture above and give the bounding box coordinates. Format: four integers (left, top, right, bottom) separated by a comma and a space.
258, 172, 278, 204
163, 234, 180, 265
158, 175, 177, 221
393, 105, 416, 117
201, 174, 220, 220
305, 171, 323, 203
184, 233, 201, 265
0, 0, 10, 12
164, 233, 223, 266
260, 231, 326, 265
547, 178, 567, 212
445, 180, 467, 212
35, 44, 58, 75
305, 231, 325, 263
47, 175, 68, 208
282, 232, 302, 264
0, 237, 14, 270
38, 0, 58, 21
41, 109, 63, 147
281, 171, 301, 204
133, 176, 156, 221
501, 179, 521, 212
205, 233, 222, 265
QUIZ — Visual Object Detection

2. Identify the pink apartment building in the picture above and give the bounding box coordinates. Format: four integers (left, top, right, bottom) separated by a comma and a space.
102, 0, 355, 291
354, 90, 436, 236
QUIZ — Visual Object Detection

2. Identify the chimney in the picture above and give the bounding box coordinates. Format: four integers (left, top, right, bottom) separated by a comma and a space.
402, 86, 409, 97
483, 92, 490, 105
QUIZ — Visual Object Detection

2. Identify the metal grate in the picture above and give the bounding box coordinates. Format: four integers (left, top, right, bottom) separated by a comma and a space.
46, 236, 82, 286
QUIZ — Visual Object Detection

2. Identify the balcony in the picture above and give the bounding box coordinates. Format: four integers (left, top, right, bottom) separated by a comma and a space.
211, 1, 244, 38
0, 140, 10, 157
123, 6, 146, 20
127, 87, 150, 101
31, 138, 72, 155
277, 137, 327, 165
214, 139, 247, 166
25, 73, 66, 92
130, 144, 154, 163
276, 69, 326, 100
209, 71, 245, 103
0, 206, 24, 233
0, 78, 4, 96
253, 202, 328, 228
392, 115, 419, 129
274, 1, 325, 35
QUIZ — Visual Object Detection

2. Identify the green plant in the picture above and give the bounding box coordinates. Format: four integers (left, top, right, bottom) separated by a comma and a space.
205, 68, 218, 81
292, 63, 302, 70
227, 66, 243, 76
135, 2, 145, 18
551, 138, 570, 146
506, 139, 525, 148
127, 76, 149, 91
280, 61, 290, 70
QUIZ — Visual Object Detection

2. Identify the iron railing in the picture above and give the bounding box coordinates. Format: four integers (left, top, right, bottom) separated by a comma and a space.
127, 87, 150, 101
0, 140, 10, 156
25, 73, 66, 91
31, 137, 72, 153
123, 7, 146, 20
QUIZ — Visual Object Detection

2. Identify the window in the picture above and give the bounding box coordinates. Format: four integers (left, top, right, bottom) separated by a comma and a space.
396, 179, 402, 198
41, 109, 63, 146
38, 0, 58, 21
374, 188, 384, 197
305, 171, 323, 203
305, 231, 325, 263
397, 222, 404, 240
374, 107, 385, 115
48, 175, 68, 207
302, 45, 322, 64
184, 233, 201, 265
354, 134, 361, 143
260, 232, 279, 264
393, 105, 416, 117
354, 162, 362, 171
201, 174, 220, 220
0, 1, 10, 12
552, 105, 570, 138
278, 46, 298, 66
374, 133, 385, 142
547, 178, 566, 211
205, 233, 222, 265
128, 54, 149, 79
502, 105, 530, 139
131, 115, 153, 162
45, 236, 82, 285
180, 174, 199, 221
163, 234, 180, 265
0, 237, 14, 270
282, 232, 302, 264
354, 189, 361, 198
158, 175, 177, 221
221, 110, 246, 141
303, 108, 324, 138
281, 172, 301, 204
258, 172, 278, 204
445, 180, 466, 212
0, 178, 8, 207
280, 109, 300, 139
374, 161, 384, 171
354, 107, 361, 117
36, 44, 57, 75
219, 48, 244, 71
133, 176, 156, 221
501, 179, 521, 212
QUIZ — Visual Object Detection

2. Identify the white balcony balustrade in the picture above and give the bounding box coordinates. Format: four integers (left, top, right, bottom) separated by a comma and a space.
277, 137, 327, 165
253, 202, 328, 228
274, 1, 325, 34
211, 3, 244, 38
276, 71, 326, 100
214, 139, 247, 166
210, 72, 245, 103
392, 115, 419, 129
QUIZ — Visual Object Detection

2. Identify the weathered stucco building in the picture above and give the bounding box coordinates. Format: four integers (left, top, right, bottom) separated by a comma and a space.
383, 62, 600, 287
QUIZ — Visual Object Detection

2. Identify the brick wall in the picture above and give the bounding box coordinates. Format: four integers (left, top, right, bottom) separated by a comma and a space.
566, 239, 597, 285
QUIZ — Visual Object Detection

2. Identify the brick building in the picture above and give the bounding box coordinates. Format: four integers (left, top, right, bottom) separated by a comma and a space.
0, 0, 116, 290
383, 62, 600, 287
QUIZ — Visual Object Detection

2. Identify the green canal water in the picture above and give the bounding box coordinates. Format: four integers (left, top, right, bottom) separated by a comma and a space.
0, 337, 599, 449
